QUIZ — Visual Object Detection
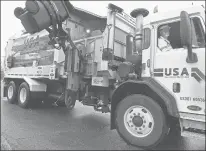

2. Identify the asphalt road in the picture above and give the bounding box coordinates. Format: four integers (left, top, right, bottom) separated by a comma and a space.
1, 96, 205, 150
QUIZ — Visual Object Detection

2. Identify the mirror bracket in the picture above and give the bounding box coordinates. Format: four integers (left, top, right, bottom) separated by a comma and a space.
186, 51, 198, 63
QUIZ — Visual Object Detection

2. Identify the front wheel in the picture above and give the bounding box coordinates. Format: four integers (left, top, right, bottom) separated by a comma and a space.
65, 91, 76, 110
115, 94, 169, 149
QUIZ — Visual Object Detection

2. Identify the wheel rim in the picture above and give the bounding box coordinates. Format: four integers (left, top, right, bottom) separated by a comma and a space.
124, 105, 154, 138
8, 85, 14, 99
20, 88, 27, 104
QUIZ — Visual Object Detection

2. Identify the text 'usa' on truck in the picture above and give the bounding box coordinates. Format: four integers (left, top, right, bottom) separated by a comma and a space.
2, 0, 205, 149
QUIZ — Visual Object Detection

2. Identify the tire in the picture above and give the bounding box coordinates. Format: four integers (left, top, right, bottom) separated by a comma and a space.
6, 81, 17, 104
17, 82, 32, 108
115, 94, 169, 149
65, 92, 76, 110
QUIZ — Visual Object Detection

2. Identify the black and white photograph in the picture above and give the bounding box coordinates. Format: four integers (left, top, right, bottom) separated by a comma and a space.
1, 0, 205, 150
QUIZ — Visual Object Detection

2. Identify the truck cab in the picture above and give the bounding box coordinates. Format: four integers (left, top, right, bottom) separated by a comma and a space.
142, 5, 205, 116
111, 5, 205, 149
149, 4, 205, 139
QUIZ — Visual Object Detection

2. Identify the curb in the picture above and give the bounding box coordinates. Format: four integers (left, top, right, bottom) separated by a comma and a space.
1, 136, 12, 150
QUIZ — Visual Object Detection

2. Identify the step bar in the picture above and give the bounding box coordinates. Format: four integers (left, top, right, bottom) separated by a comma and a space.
181, 130, 205, 139
179, 112, 205, 139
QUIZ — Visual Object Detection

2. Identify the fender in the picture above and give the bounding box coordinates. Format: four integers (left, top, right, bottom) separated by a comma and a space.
110, 78, 179, 129
23, 77, 47, 92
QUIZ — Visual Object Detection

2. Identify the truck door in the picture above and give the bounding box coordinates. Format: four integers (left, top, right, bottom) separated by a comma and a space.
152, 14, 205, 115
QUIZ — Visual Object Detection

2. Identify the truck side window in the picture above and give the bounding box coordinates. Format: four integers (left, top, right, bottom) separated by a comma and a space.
157, 16, 205, 52
142, 28, 151, 50
157, 22, 180, 52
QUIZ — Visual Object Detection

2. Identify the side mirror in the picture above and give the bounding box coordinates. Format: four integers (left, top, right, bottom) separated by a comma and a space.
125, 34, 141, 66
180, 11, 198, 63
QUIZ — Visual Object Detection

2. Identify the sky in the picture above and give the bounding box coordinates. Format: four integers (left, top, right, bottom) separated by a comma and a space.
1, 0, 205, 62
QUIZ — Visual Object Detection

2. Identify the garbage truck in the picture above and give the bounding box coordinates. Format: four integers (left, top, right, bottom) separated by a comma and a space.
2, 0, 205, 149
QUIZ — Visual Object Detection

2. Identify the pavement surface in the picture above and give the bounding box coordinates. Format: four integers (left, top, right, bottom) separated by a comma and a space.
1, 85, 205, 150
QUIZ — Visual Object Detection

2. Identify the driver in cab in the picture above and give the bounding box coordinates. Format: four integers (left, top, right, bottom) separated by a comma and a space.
158, 25, 173, 52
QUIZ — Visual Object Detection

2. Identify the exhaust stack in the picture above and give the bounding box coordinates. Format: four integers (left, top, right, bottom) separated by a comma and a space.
130, 8, 149, 54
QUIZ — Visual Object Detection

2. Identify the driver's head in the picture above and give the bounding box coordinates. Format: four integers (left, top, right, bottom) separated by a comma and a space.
159, 25, 171, 38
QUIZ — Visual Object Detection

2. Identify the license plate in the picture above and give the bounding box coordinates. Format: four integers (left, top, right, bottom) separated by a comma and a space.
92, 77, 108, 87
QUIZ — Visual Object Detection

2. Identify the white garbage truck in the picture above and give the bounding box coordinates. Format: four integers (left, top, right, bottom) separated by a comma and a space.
2, 1, 205, 149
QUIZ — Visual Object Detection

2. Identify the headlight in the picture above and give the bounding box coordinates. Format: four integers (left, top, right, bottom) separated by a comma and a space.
86, 29, 91, 34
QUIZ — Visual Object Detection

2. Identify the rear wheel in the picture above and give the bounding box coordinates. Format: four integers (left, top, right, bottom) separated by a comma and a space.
115, 94, 169, 149
18, 82, 32, 108
7, 81, 17, 104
